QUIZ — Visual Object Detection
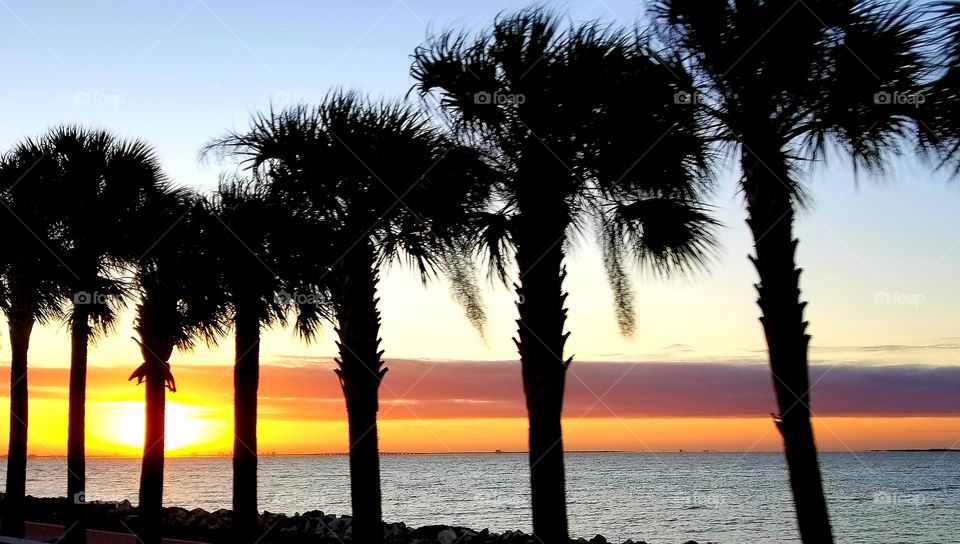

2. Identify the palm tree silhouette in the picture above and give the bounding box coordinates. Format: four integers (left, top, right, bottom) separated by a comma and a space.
652, 1, 926, 541
39, 126, 171, 544
0, 140, 67, 538
127, 187, 226, 544
205, 91, 490, 544
200, 178, 293, 541
412, 10, 716, 542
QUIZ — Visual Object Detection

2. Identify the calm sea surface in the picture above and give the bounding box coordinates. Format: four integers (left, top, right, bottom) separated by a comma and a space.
1, 452, 957, 543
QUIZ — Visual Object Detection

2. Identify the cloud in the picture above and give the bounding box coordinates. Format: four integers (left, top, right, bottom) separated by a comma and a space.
810, 342, 960, 353
3, 359, 957, 421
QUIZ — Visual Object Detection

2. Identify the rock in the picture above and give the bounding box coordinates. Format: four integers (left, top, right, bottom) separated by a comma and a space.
385, 521, 410, 540
437, 528, 458, 544
588, 536, 607, 544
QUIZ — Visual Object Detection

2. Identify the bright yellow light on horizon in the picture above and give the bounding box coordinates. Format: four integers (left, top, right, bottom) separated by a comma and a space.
88, 401, 230, 456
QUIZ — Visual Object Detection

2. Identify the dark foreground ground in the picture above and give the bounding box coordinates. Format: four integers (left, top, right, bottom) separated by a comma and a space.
2, 496, 710, 544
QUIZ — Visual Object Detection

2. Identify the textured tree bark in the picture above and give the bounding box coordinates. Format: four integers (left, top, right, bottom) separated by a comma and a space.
333, 239, 384, 544
136, 336, 174, 544
513, 202, 570, 544
2, 305, 35, 538
66, 315, 91, 544
233, 307, 260, 541
743, 147, 833, 544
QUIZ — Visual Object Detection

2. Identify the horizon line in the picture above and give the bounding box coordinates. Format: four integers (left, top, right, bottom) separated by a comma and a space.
11, 448, 958, 459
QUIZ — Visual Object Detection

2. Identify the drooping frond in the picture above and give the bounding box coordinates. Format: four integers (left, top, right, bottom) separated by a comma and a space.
596, 194, 719, 336
466, 209, 515, 285
440, 239, 487, 333
599, 220, 636, 336
611, 196, 719, 277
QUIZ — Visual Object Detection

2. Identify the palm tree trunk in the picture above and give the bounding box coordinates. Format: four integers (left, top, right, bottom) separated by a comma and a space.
333, 240, 384, 544
514, 210, 570, 544
233, 307, 260, 541
137, 338, 173, 544
345, 404, 381, 543
66, 315, 91, 544
743, 149, 833, 544
2, 310, 35, 538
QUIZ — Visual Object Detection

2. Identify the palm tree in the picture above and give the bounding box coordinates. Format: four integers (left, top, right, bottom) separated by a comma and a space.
199, 178, 293, 541
412, 10, 716, 542
126, 187, 226, 544
652, 1, 926, 541
0, 141, 66, 538
41, 126, 170, 544
205, 91, 490, 544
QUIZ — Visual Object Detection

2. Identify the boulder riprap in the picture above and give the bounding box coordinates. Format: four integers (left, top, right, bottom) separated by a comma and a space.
16, 495, 685, 543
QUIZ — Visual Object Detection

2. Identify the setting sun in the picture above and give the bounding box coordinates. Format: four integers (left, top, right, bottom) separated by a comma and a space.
89, 401, 229, 456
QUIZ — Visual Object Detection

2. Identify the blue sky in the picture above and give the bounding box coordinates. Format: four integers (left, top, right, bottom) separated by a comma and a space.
1, 0, 957, 367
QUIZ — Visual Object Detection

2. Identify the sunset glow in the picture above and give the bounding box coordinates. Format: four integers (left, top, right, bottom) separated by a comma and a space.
90, 401, 227, 455
2, 361, 957, 456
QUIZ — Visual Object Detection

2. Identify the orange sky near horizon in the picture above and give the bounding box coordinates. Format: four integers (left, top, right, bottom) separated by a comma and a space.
3, 397, 959, 457
1, 360, 958, 457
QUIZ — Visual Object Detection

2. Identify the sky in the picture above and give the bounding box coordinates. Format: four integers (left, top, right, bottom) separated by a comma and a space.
0, 0, 958, 456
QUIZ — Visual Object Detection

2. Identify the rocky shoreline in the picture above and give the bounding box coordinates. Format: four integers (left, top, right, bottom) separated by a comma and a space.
11, 496, 711, 544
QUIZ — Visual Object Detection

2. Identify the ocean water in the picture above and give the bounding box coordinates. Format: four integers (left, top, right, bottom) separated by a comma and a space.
1, 452, 957, 543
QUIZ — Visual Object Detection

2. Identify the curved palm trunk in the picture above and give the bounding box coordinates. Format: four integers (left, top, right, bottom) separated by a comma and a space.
136, 337, 175, 544
233, 306, 260, 541
514, 207, 570, 544
333, 239, 384, 544
2, 303, 35, 539
66, 314, 91, 544
742, 148, 833, 544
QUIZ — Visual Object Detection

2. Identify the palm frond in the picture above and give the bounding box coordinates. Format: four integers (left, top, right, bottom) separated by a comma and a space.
809, 1, 927, 175
612, 196, 720, 277
440, 240, 487, 333
31, 126, 170, 339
